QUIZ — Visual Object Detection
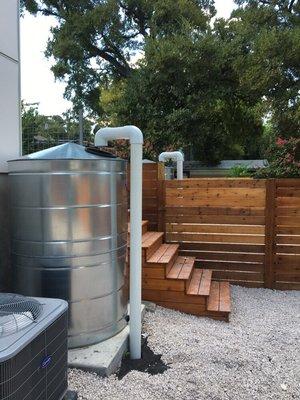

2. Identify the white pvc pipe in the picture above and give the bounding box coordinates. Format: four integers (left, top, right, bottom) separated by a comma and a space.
159, 151, 184, 180
95, 125, 143, 360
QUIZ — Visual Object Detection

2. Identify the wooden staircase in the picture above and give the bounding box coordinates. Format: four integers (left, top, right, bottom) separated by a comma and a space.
128, 220, 231, 322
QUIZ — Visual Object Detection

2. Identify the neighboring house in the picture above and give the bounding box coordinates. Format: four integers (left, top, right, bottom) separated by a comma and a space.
184, 160, 268, 177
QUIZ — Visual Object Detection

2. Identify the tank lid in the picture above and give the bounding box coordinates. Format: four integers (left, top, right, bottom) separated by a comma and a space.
8, 142, 124, 161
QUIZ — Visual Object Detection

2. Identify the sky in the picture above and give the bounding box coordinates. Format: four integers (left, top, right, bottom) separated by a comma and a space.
20, 0, 236, 116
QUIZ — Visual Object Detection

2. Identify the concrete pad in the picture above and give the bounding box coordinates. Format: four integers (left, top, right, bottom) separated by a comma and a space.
68, 305, 146, 377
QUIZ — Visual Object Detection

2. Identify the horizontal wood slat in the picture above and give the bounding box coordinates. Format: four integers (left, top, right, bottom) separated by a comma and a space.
194, 260, 264, 273
276, 207, 300, 216
180, 242, 265, 253
166, 223, 265, 234
166, 232, 265, 244
165, 215, 265, 225
276, 197, 300, 206
276, 216, 300, 226
276, 245, 300, 254
183, 250, 264, 263
165, 179, 266, 188
165, 192, 265, 207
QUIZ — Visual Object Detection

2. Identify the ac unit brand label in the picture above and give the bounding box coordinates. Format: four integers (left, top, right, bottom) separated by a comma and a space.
41, 355, 52, 368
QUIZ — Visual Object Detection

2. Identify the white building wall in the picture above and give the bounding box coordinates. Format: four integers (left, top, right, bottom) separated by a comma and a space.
0, 0, 21, 170
0, 0, 20, 290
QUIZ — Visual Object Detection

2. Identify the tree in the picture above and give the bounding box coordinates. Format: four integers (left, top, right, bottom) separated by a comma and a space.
101, 24, 264, 163
230, 0, 300, 136
22, 0, 298, 163
22, 102, 45, 154
21, 0, 215, 114
21, 103, 93, 154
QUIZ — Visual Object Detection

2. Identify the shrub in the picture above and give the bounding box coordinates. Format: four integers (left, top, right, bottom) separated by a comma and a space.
228, 164, 253, 177
254, 137, 300, 178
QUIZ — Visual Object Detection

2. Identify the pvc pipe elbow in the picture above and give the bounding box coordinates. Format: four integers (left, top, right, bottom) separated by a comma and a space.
95, 125, 143, 146
159, 151, 184, 162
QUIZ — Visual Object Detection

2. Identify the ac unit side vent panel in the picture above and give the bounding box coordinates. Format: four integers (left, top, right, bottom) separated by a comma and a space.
0, 312, 68, 400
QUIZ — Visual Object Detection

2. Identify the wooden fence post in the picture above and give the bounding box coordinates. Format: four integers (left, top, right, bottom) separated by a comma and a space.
157, 163, 165, 233
264, 179, 276, 288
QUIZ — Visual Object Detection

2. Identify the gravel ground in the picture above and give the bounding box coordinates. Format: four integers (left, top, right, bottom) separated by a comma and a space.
69, 286, 300, 400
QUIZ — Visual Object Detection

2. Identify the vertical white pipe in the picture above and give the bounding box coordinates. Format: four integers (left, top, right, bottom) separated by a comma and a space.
129, 143, 143, 359
177, 160, 183, 180
95, 126, 143, 359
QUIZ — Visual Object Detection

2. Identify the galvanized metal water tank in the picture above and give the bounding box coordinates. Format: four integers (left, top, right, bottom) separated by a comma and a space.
8, 143, 128, 348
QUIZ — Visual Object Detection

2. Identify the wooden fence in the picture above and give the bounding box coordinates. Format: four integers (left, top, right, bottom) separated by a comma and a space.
273, 179, 300, 290
141, 164, 300, 290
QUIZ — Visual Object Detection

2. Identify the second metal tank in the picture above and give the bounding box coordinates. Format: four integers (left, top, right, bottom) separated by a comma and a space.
8, 143, 128, 348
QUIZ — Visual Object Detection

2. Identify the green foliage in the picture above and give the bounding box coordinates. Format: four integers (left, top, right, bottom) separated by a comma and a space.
230, 0, 300, 136
102, 26, 264, 163
21, 0, 300, 164
21, 0, 215, 114
254, 137, 300, 178
22, 102, 45, 154
228, 164, 253, 177
21, 103, 92, 154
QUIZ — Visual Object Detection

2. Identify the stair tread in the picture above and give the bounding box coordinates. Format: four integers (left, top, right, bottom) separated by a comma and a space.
207, 281, 231, 313
166, 256, 194, 280
187, 269, 212, 296
147, 243, 179, 264
141, 232, 164, 248
128, 220, 148, 232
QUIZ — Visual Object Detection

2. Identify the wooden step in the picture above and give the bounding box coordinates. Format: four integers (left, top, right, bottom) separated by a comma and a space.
142, 220, 148, 234
166, 256, 194, 280
207, 281, 231, 313
153, 301, 207, 316
128, 220, 148, 235
187, 269, 212, 296
143, 288, 206, 305
141, 231, 164, 259
146, 243, 179, 269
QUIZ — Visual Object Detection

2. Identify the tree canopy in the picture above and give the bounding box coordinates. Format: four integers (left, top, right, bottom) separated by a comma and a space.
21, 0, 215, 113
21, 0, 300, 164
230, 0, 300, 136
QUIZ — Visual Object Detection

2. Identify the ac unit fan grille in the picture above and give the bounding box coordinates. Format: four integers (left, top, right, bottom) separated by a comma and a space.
0, 294, 42, 337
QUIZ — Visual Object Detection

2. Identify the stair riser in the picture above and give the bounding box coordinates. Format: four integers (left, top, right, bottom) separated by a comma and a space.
143, 278, 185, 292
186, 266, 195, 293
144, 236, 164, 260
142, 222, 148, 235
155, 302, 207, 316
165, 249, 180, 275
185, 266, 196, 293
143, 268, 165, 280
143, 289, 207, 305
203, 311, 230, 322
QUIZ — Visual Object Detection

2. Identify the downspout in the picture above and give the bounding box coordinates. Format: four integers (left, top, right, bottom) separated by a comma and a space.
159, 151, 184, 180
95, 125, 143, 360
